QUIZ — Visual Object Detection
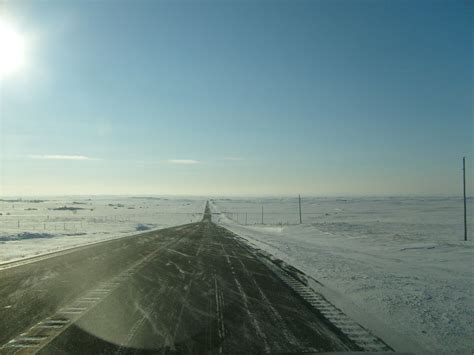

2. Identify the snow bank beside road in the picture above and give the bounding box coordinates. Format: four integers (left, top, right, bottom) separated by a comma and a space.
210, 198, 473, 353
0, 197, 206, 263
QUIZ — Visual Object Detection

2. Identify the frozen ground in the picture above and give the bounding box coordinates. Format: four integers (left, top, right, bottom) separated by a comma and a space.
0, 196, 205, 263
210, 197, 473, 353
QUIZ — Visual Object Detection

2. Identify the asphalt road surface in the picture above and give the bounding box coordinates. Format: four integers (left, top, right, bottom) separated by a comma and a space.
0, 202, 365, 354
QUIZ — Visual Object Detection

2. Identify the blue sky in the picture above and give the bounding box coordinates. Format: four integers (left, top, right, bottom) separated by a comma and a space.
0, 0, 472, 196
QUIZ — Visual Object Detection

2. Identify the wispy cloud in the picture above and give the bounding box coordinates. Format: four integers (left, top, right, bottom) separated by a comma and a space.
166, 159, 201, 164
26, 154, 99, 161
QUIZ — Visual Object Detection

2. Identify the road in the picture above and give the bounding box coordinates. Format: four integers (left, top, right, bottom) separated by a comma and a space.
0, 202, 377, 354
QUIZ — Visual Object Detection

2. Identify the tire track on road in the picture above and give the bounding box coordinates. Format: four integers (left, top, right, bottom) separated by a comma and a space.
233, 251, 306, 353
220, 242, 271, 353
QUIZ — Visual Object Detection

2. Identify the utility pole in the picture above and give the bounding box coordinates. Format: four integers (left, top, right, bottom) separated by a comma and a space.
463, 157, 467, 241
299, 194, 302, 224
245, 212, 248, 225
261, 206, 264, 224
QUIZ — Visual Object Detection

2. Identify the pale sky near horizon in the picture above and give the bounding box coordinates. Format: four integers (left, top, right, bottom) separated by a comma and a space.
0, 0, 472, 196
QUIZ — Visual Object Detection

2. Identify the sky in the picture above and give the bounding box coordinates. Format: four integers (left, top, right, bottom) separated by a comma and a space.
0, 0, 472, 196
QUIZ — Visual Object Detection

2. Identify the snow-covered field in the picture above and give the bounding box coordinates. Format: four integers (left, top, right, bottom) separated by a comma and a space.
0, 196, 205, 263
210, 197, 473, 353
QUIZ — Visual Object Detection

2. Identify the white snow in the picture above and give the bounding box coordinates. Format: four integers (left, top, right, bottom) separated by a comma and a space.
0, 196, 206, 264
210, 197, 473, 353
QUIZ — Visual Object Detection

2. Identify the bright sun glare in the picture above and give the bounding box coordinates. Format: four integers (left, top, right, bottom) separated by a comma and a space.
0, 18, 26, 78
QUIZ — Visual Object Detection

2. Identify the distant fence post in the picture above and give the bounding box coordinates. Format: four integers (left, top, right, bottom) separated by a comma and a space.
261, 206, 264, 224
463, 157, 467, 241
245, 212, 248, 225
299, 194, 302, 224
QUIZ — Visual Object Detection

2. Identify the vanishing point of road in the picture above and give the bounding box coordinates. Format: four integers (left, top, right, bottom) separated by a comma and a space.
0, 202, 391, 354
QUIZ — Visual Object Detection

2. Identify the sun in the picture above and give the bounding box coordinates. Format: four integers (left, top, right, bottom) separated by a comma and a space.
0, 18, 26, 78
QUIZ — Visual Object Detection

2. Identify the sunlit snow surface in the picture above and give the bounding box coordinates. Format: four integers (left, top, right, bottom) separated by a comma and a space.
210, 197, 473, 353
0, 196, 205, 263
